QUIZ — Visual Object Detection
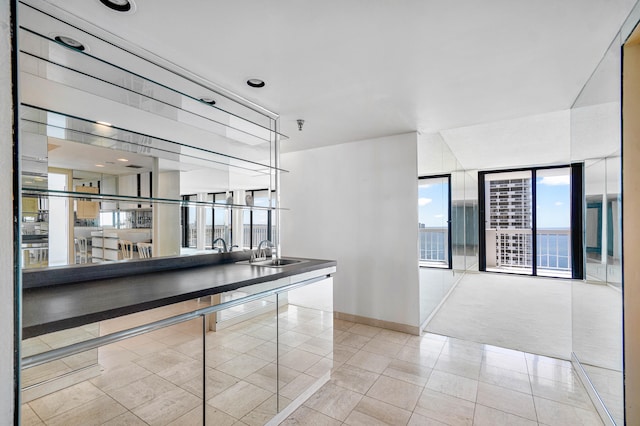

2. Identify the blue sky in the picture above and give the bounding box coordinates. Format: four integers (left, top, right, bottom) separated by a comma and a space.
418, 181, 448, 227
536, 175, 570, 229
418, 175, 570, 229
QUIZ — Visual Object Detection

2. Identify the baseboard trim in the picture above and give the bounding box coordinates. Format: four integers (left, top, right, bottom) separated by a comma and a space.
571, 352, 617, 426
333, 312, 420, 336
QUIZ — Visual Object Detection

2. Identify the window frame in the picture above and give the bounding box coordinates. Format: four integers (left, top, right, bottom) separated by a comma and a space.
418, 174, 452, 269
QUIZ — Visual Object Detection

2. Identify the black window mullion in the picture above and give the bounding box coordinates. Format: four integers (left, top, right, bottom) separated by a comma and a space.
532, 169, 537, 276
571, 163, 585, 279
447, 175, 453, 269
478, 172, 487, 272
249, 190, 254, 249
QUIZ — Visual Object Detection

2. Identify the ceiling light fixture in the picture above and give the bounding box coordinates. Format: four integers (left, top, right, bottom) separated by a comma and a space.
95, 164, 105, 168
97, 120, 112, 126
297, 119, 305, 131
99, 0, 132, 12
247, 78, 265, 88
199, 97, 216, 105
54, 35, 85, 51
117, 158, 129, 162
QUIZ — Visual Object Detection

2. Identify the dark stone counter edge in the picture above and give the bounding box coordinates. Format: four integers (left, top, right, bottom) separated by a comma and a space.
22, 250, 262, 289
22, 259, 337, 339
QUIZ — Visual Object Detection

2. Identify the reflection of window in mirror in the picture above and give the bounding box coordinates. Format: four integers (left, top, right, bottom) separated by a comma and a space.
607, 195, 621, 262
181, 194, 198, 250
242, 189, 274, 250
209, 192, 233, 250
586, 198, 603, 262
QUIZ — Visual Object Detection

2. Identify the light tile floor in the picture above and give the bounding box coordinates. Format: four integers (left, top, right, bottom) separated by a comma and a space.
21, 302, 605, 426
282, 319, 605, 426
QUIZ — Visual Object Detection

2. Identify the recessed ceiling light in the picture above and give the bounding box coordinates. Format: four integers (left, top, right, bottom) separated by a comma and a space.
54, 35, 85, 51
117, 158, 129, 162
99, 0, 133, 12
199, 97, 216, 105
247, 78, 265, 88
95, 164, 105, 168
97, 120, 112, 126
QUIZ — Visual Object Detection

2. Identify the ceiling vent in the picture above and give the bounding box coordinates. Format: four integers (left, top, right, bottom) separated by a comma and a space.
125, 164, 144, 169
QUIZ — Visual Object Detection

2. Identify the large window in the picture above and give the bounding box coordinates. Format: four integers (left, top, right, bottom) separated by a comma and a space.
418, 175, 451, 268
181, 194, 197, 248
208, 192, 232, 250
182, 190, 274, 251
479, 165, 582, 278
242, 189, 274, 249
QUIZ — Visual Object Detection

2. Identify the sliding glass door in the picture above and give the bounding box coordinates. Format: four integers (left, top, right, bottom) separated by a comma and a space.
479, 165, 580, 278
418, 175, 451, 268
536, 168, 571, 277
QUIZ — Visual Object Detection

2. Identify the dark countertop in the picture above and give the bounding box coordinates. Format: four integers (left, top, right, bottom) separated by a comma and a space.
22, 257, 336, 339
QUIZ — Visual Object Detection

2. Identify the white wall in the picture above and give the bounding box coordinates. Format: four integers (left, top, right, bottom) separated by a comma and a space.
281, 133, 420, 329
0, 0, 15, 421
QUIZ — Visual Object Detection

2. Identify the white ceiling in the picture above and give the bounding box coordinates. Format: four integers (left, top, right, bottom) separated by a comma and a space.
30, 0, 637, 161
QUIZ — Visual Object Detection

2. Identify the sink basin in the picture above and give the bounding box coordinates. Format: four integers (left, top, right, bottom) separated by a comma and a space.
237, 258, 308, 268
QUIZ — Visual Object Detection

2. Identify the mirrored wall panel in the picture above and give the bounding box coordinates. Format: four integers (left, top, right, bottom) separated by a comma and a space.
570, 30, 624, 425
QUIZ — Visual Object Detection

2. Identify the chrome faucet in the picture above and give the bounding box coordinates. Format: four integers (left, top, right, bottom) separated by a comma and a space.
252, 239, 274, 262
212, 238, 228, 253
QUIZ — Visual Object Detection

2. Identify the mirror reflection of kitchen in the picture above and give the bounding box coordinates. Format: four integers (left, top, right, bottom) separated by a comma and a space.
22, 135, 155, 268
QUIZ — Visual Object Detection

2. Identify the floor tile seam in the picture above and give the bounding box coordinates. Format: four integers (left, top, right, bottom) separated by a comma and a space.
87, 364, 156, 393
344, 402, 413, 426
480, 361, 529, 375
47, 389, 127, 424
521, 340, 542, 424
430, 364, 481, 381
362, 387, 420, 414
478, 365, 531, 382
356, 346, 400, 359
481, 351, 529, 366
348, 331, 382, 340
380, 368, 432, 388
482, 346, 528, 359
425, 372, 481, 403
24, 402, 47, 426
242, 374, 284, 394
475, 396, 539, 422
375, 337, 411, 346
477, 379, 536, 399
532, 392, 601, 414
305, 396, 364, 423
329, 379, 369, 398
299, 403, 345, 424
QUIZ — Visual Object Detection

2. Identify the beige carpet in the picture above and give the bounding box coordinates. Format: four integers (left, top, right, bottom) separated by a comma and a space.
426, 272, 572, 360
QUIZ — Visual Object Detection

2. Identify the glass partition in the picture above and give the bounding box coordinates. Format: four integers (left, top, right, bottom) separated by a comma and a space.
463, 170, 479, 271
417, 133, 472, 325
